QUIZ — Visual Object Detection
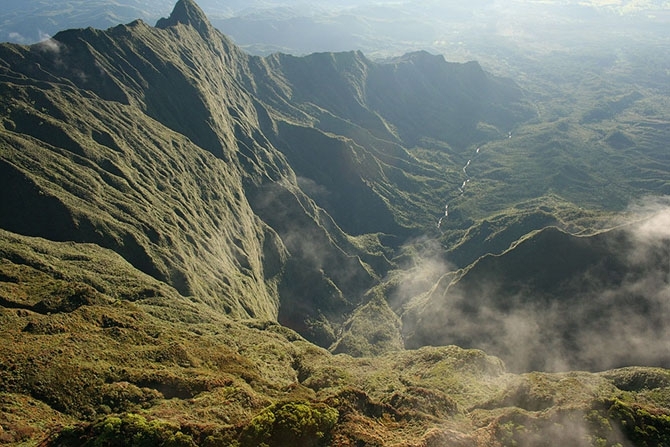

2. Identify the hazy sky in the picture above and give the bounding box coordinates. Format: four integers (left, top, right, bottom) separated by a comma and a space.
1, 0, 669, 55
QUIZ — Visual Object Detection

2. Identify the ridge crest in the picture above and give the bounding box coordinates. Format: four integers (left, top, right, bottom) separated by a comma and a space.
156, 0, 212, 35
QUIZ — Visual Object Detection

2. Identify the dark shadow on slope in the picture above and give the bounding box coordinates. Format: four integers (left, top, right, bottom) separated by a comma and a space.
0, 159, 167, 288
405, 225, 670, 372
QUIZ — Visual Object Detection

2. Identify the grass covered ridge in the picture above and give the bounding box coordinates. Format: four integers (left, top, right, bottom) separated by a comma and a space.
1, 229, 669, 445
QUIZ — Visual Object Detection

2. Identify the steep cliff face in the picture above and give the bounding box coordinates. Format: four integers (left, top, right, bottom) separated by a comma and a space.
0, 16, 282, 319
0, 0, 533, 345
0, 1, 337, 328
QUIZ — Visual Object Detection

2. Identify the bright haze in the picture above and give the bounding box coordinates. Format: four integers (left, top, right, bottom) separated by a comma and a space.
2, 1, 669, 62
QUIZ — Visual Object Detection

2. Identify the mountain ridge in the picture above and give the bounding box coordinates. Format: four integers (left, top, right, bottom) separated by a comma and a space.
156, 0, 211, 34
1, 2, 536, 344
1, 1, 669, 445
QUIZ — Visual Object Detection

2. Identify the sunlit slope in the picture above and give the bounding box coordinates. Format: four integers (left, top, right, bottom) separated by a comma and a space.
0, 0, 538, 347
0, 26, 283, 319
0, 0, 383, 340
2, 230, 670, 446
453, 114, 670, 217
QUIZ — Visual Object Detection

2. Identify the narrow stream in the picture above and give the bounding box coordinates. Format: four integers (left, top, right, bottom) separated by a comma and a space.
437, 145, 479, 229
437, 130, 515, 229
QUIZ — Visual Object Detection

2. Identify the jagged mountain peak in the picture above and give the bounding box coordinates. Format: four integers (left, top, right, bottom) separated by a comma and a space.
156, 0, 212, 35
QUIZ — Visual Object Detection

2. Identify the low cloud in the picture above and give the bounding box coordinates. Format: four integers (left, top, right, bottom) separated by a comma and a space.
8, 32, 29, 44
34, 31, 63, 54
387, 237, 453, 311
494, 408, 629, 447
403, 197, 670, 373
626, 195, 670, 242
297, 176, 331, 200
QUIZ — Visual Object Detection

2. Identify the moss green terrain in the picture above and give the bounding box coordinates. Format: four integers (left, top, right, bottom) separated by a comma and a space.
1, 0, 670, 445
1, 230, 669, 446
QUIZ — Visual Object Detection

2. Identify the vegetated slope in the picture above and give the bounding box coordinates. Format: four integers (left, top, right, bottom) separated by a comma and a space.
0, 0, 371, 344
251, 48, 532, 235
1, 1, 670, 445
1, 229, 669, 446
0, 25, 284, 320
406, 217, 670, 373
0, 0, 533, 348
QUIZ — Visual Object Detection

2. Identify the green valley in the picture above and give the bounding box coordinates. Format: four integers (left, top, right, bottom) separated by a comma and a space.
1, 0, 669, 445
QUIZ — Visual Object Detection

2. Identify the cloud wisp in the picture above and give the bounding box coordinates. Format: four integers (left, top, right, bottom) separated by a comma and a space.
403, 199, 670, 373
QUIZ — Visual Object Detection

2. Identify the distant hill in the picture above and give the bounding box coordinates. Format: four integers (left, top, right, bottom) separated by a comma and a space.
3, 0, 669, 54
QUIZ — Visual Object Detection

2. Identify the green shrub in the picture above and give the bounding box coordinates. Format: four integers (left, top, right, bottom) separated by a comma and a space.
607, 399, 670, 446
240, 401, 339, 447
50, 413, 196, 447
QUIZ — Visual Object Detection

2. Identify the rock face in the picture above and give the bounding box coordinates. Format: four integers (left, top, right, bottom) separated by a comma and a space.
156, 0, 213, 33
0, 0, 531, 346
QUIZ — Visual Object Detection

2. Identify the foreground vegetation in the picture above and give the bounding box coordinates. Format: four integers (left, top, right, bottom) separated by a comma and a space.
1, 230, 669, 446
